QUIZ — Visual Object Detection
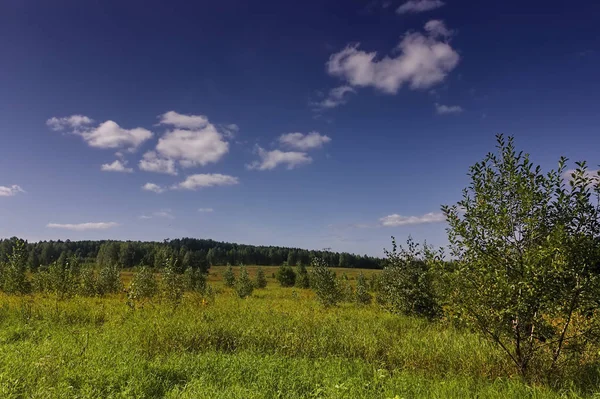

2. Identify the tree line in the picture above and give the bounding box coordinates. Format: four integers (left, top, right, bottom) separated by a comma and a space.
0, 237, 383, 271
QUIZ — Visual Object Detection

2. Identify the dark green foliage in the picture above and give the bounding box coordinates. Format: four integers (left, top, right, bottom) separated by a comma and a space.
184, 267, 207, 293
98, 263, 122, 295
310, 257, 342, 307
355, 273, 372, 305
295, 263, 310, 288
378, 237, 441, 320
1, 238, 29, 294
442, 135, 600, 377
255, 267, 267, 288
276, 265, 296, 287
223, 264, 236, 288
235, 266, 254, 298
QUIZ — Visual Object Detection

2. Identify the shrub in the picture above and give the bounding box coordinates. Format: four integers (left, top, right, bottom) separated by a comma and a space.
235, 266, 254, 298
355, 273, 372, 305
160, 257, 184, 307
378, 237, 441, 319
184, 267, 207, 293
255, 267, 267, 289
276, 265, 296, 287
98, 263, 122, 295
223, 264, 236, 288
442, 135, 600, 377
295, 263, 310, 288
48, 255, 81, 300
126, 266, 158, 308
310, 257, 342, 307
2, 239, 29, 294
79, 264, 98, 296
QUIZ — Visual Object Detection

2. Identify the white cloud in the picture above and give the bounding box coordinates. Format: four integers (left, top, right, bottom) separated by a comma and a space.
435, 103, 464, 114
326, 20, 459, 94
379, 212, 446, 226
47, 115, 153, 151
278, 132, 332, 151
142, 183, 165, 193
198, 208, 214, 213
424, 19, 453, 38
46, 222, 119, 231
172, 174, 239, 190
397, 0, 444, 14
312, 85, 355, 109
101, 160, 133, 173
153, 112, 230, 168
247, 147, 312, 170
158, 111, 210, 129
0, 185, 25, 197
81, 121, 153, 150
138, 151, 178, 175
140, 209, 174, 219
221, 124, 239, 138
46, 115, 93, 131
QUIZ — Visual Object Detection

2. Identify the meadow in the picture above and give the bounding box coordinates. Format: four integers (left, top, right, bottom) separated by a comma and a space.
0, 266, 596, 399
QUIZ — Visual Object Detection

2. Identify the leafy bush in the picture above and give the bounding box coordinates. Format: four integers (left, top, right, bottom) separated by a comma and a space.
79, 264, 98, 296
160, 257, 184, 307
48, 255, 81, 300
295, 263, 310, 288
355, 273, 372, 305
310, 257, 342, 307
255, 267, 267, 289
442, 135, 600, 377
126, 266, 158, 308
1, 239, 29, 294
235, 266, 254, 298
98, 263, 122, 295
223, 264, 236, 288
184, 267, 207, 293
378, 237, 441, 320
276, 265, 296, 287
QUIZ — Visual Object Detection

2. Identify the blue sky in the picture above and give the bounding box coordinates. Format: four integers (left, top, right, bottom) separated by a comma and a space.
1, 0, 599, 256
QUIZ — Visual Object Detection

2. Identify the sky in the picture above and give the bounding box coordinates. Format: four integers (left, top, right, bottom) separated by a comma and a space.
1, 0, 599, 256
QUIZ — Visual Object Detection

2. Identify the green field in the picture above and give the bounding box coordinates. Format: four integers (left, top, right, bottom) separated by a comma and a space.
0, 267, 595, 399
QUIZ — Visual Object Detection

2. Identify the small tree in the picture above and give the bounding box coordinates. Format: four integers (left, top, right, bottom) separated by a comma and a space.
223, 264, 236, 288
48, 254, 81, 300
442, 135, 600, 377
377, 237, 441, 319
355, 273, 372, 305
79, 264, 99, 296
184, 267, 207, 293
2, 239, 29, 294
255, 267, 267, 289
310, 257, 342, 307
276, 264, 296, 287
98, 263, 122, 295
127, 266, 158, 308
235, 266, 254, 298
160, 256, 184, 307
295, 263, 310, 288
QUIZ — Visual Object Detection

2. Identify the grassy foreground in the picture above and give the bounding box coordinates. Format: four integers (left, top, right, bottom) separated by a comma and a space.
0, 267, 596, 398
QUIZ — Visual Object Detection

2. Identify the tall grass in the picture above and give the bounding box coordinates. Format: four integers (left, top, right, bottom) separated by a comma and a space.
0, 272, 597, 398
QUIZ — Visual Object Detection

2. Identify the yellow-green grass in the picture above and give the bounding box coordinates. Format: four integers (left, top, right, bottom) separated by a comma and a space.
0, 269, 597, 398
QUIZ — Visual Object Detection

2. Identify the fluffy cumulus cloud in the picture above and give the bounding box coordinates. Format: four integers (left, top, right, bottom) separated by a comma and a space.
142, 183, 165, 193
278, 132, 332, 151
138, 151, 178, 175
247, 147, 312, 171
326, 20, 459, 94
435, 103, 463, 114
379, 212, 446, 227
0, 185, 25, 197
396, 0, 445, 14
47, 115, 153, 151
153, 111, 230, 168
46, 222, 119, 231
100, 160, 133, 173
312, 86, 356, 110
172, 174, 239, 190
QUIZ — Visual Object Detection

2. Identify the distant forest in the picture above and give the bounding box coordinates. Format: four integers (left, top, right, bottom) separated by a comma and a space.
0, 237, 384, 270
